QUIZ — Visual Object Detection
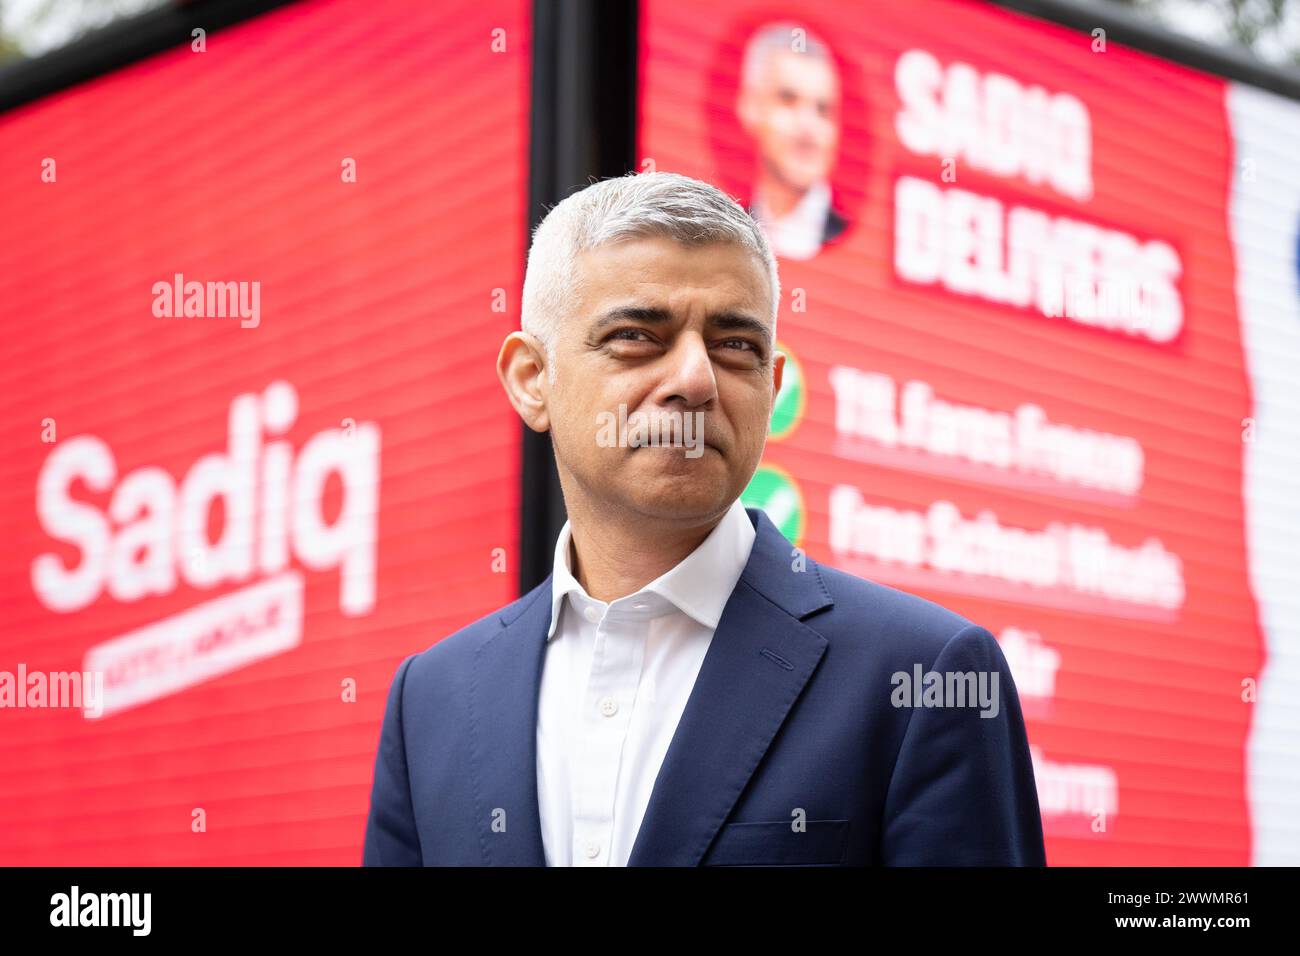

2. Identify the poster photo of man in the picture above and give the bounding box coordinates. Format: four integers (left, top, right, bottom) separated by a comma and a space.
736, 21, 852, 260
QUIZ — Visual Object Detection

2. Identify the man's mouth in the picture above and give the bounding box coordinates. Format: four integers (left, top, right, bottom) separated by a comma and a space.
632, 442, 719, 456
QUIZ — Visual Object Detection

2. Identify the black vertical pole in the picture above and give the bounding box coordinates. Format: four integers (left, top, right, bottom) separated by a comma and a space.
519, 0, 639, 594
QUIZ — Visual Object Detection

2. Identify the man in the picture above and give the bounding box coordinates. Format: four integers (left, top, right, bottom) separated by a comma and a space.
362, 172, 1045, 866
736, 22, 851, 260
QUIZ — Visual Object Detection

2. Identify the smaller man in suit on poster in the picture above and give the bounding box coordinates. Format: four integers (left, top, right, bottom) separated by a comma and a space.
736, 21, 852, 260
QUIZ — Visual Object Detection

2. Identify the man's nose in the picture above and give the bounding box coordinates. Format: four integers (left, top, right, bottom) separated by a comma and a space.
796, 100, 827, 131
655, 332, 718, 408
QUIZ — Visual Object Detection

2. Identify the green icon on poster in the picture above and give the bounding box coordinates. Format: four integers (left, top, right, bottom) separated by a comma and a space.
742, 463, 805, 546
769, 344, 805, 441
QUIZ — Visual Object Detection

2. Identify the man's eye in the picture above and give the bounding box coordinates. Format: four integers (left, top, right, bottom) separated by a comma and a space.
719, 338, 757, 352
609, 328, 651, 342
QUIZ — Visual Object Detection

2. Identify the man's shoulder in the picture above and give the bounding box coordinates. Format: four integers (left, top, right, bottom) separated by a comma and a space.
821, 204, 850, 245
400, 577, 550, 682
804, 557, 988, 660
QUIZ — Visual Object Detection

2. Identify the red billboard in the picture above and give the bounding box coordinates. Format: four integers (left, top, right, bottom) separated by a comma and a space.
640, 0, 1279, 865
0, 0, 529, 864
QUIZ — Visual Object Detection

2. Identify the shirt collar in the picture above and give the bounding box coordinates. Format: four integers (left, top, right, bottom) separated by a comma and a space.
546, 497, 757, 639
751, 180, 832, 260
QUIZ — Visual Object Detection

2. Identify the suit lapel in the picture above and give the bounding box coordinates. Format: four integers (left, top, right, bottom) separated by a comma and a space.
626, 508, 833, 865
467, 507, 834, 867
467, 580, 551, 865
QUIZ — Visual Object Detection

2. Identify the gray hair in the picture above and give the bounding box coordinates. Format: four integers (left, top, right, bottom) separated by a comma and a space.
520, 171, 780, 377
741, 21, 833, 91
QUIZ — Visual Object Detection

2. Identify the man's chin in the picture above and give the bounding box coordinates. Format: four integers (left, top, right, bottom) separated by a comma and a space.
773, 162, 827, 194
629, 495, 732, 524
619, 456, 734, 516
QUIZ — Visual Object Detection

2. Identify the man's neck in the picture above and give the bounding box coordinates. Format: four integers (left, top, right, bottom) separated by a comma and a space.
753, 172, 808, 221
566, 507, 725, 603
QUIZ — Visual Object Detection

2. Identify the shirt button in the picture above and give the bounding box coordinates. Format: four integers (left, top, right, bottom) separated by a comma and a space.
584, 605, 600, 623
584, 839, 601, 859
598, 696, 619, 717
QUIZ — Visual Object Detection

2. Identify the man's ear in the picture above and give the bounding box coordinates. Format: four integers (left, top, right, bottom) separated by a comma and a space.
497, 331, 551, 432
736, 86, 761, 136
772, 348, 786, 401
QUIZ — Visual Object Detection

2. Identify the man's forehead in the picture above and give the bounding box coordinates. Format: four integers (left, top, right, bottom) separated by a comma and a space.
574, 239, 772, 314
765, 50, 839, 93
592, 300, 771, 330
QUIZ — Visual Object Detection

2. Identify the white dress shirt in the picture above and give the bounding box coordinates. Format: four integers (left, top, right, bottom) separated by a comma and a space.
535, 497, 757, 866
751, 179, 832, 261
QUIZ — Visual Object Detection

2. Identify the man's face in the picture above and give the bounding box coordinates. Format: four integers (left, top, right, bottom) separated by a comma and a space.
739, 50, 841, 192
544, 236, 783, 525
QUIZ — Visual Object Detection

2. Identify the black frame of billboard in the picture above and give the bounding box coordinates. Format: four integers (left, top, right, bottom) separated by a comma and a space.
522, 0, 639, 593
2, 0, 1297, 597
995, 0, 1300, 101
0, 0, 298, 113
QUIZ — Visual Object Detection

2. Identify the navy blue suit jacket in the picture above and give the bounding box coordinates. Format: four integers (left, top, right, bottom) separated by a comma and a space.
363, 507, 1046, 866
